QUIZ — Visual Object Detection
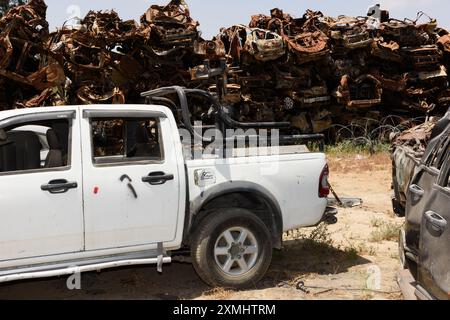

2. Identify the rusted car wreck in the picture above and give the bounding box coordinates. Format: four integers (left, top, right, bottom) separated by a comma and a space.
392, 108, 450, 300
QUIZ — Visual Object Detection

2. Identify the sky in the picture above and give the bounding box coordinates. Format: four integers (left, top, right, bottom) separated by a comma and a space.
46, 0, 450, 39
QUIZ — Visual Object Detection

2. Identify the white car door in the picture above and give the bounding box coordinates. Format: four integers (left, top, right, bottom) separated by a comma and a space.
0, 108, 84, 262
80, 108, 181, 251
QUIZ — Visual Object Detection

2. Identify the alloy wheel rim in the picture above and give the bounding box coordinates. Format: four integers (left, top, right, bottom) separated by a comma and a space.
214, 227, 259, 276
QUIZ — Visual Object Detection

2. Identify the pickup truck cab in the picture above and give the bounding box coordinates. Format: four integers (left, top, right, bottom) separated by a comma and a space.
0, 104, 333, 288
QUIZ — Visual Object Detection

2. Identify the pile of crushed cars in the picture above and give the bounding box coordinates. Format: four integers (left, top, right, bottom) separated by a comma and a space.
1, 0, 450, 137
391, 117, 441, 156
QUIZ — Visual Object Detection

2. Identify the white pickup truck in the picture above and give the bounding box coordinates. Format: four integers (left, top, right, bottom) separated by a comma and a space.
0, 104, 334, 288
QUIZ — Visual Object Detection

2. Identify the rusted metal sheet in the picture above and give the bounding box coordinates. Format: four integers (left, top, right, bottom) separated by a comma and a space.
392, 118, 439, 152
371, 40, 402, 63
244, 27, 285, 62
285, 31, 329, 64
140, 0, 199, 47
330, 16, 373, 50
402, 45, 441, 70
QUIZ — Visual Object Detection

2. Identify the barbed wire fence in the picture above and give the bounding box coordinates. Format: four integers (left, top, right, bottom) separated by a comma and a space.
325, 116, 427, 153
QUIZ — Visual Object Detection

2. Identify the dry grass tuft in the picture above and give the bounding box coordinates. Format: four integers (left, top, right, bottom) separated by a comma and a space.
370, 221, 401, 243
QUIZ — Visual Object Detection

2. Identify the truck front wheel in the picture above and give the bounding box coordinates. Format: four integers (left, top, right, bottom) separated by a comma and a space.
191, 208, 273, 289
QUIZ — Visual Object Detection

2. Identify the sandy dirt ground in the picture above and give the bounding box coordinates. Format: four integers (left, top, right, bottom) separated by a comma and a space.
0, 153, 404, 300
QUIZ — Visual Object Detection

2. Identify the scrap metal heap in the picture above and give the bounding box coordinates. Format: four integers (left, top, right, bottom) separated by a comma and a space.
392, 118, 440, 155
1, 0, 450, 137
392, 106, 449, 156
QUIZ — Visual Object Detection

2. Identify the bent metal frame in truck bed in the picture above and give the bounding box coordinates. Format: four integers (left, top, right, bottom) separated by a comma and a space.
141, 86, 326, 154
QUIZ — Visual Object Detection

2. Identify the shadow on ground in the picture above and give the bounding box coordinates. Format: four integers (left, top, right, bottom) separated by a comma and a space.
260, 239, 371, 288
0, 239, 371, 300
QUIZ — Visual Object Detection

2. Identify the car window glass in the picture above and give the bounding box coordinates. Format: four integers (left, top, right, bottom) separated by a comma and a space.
436, 138, 449, 170
14, 125, 50, 150
91, 117, 163, 165
437, 147, 450, 187
431, 136, 449, 169
443, 151, 450, 188
0, 119, 70, 174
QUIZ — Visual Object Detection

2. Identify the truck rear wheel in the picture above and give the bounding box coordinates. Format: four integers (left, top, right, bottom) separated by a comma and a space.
191, 208, 273, 289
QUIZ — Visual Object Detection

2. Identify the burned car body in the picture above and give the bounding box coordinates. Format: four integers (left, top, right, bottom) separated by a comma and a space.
220, 25, 286, 63
396, 109, 450, 300
334, 74, 382, 109
280, 11, 331, 64
391, 118, 442, 216
330, 16, 373, 50
381, 19, 432, 47
285, 31, 329, 64
402, 45, 441, 70
413, 159, 450, 300
371, 40, 402, 63
140, 0, 199, 47
243, 26, 286, 62
193, 39, 226, 59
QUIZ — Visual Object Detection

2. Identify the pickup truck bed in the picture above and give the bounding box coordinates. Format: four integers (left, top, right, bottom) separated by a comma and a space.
187, 147, 328, 234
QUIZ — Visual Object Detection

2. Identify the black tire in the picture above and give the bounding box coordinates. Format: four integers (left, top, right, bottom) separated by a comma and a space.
191, 208, 273, 289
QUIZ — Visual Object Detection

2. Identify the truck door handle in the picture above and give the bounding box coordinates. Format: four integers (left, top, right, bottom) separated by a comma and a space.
142, 172, 174, 185
425, 211, 447, 232
409, 184, 424, 200
41, 179, 78, 194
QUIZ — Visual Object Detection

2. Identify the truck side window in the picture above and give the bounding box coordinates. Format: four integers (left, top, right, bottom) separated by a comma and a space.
443, 152, 450, 188
437, 148, 450, 188
447, 173, 450, 188
91, 117, 163, 165
430, 136, 449, 170
0, 119, 70, 174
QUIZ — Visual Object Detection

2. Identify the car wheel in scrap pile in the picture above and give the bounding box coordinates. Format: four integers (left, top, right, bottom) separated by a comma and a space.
191, 208, 273, 289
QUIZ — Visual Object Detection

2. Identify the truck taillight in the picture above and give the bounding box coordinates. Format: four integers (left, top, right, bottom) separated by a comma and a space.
319, 164, 330, 198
